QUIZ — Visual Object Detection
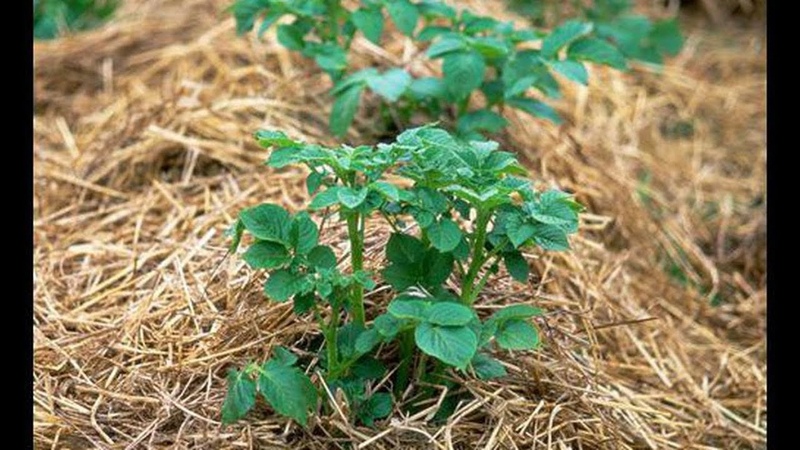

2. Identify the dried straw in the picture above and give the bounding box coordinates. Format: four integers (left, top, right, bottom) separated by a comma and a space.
34, 0, 766, 448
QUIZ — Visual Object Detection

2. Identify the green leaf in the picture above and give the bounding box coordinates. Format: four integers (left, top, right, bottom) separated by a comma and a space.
351, 7, 384, 44
541, 20, 593, 59
331, 85, 365, 137
531, 223, 571, 251
489, 304, 543, 322
417, 0, 456, 19
257, 9, 285, 38
425, 302, 475, 326
337, 186, 369, 209
353, 270, 377, 290
267, 147, 301, 168
381, 264, 419, 291
471, 353, 507, 380
414, 322, 478, 370
277, 23, 306, 51
422, 248, 454, 288
239, 204, 292, 244
331, 68, 377, 96
456, 109, 509, 135
503, 251, 529, 283
386, 0, 419, 36
309, 187, 342, 210
568, 37, 628, 70
258, 360, 318, 426
367, 68, 412, 102
415, 187, 449, 214
529, 190, 580, 232
358, 392, 393, 427
443, 51, 486, 100
271, 346, 299, 366
418, 25, 451, 41
374, 313, 402, 339
507, 222, 535, 248
386, 233, 425, 265
479, 318, 498, 347
243, 241, 291, 269
265, 269, 306, 302
227, 219, 245, 253
495, 319, 540, 350
370, 181, 401, 201
388, 298, 430, 321
550, 60, 588, 85
231, 0, 267, 35
481, 79, 505, 105
306, 172, 325, 195
352, 356, 387, 380
336, 323, 365, 360
221, 368, 257, 424
355, 328, 383, 355
307, 245, 337, 269
426, 35, 467, 58
293, 292, 316, 314
469, 36, 510, 59
504, 75, 538, 99
255, 130, 299, 148
650, 19, 683, 56
506, 97, 562, 125
290, 212, 319, 255
408, 77, 446, 100
427, 218, 463, 252
306, 43, 347, 76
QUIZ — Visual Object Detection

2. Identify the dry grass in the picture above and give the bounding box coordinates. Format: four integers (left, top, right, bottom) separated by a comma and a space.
33, 0, 766, 448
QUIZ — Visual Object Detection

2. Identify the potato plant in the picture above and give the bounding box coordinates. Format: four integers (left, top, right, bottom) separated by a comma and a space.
221, 125, 581, 426
507, 0, 684, 65
231, 0, 630, 138
34, 0, 119, 40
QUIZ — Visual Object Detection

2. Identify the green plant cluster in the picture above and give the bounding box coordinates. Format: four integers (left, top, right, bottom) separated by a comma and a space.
507, 0, 684, 65
34, 0, 119, 40
221, 125, 582, 426
231, 0, 632, 138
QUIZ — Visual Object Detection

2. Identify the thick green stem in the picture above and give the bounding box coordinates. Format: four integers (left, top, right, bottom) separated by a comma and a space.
395, 330, 415, 396
314, 304, 339, 379
347, 213, 366, 326
456, 96, 470, 117
461, 210, 491, 305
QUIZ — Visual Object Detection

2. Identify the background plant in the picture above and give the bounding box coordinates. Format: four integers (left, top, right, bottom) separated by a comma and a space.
222, 125, 582, 426
507, 0, 684, 65
231, 0, 631, 138
34, 0, 119, 40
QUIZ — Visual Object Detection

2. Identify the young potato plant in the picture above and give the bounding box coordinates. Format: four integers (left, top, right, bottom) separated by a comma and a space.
507, 0, 684, 65
221, 125, 582, 426
583, 0, 683, 65
231, 0, 630, 138
34, 0, 119, 40
221, 130, 408, 427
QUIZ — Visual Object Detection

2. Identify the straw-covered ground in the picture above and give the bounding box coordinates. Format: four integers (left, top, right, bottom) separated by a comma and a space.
33, 0, 766, 448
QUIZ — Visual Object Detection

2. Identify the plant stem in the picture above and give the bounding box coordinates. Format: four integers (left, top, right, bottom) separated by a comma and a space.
314, 303, 339, 379
461, 210, 491, 305
395, 330, 415, 396
347, 212, 366, 326
456, 97, 470, 117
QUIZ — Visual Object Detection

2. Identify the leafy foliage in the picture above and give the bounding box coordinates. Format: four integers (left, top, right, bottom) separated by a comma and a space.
508, 0, 684, 66
230, 0, 633, 137
223, 126, 580, 425
34, 0, 119, 39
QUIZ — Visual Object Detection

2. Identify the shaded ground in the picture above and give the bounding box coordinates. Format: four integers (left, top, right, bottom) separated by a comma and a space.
34, 1, 766, 448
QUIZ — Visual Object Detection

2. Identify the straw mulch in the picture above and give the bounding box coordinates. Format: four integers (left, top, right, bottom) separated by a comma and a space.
33, 0, 766, 448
